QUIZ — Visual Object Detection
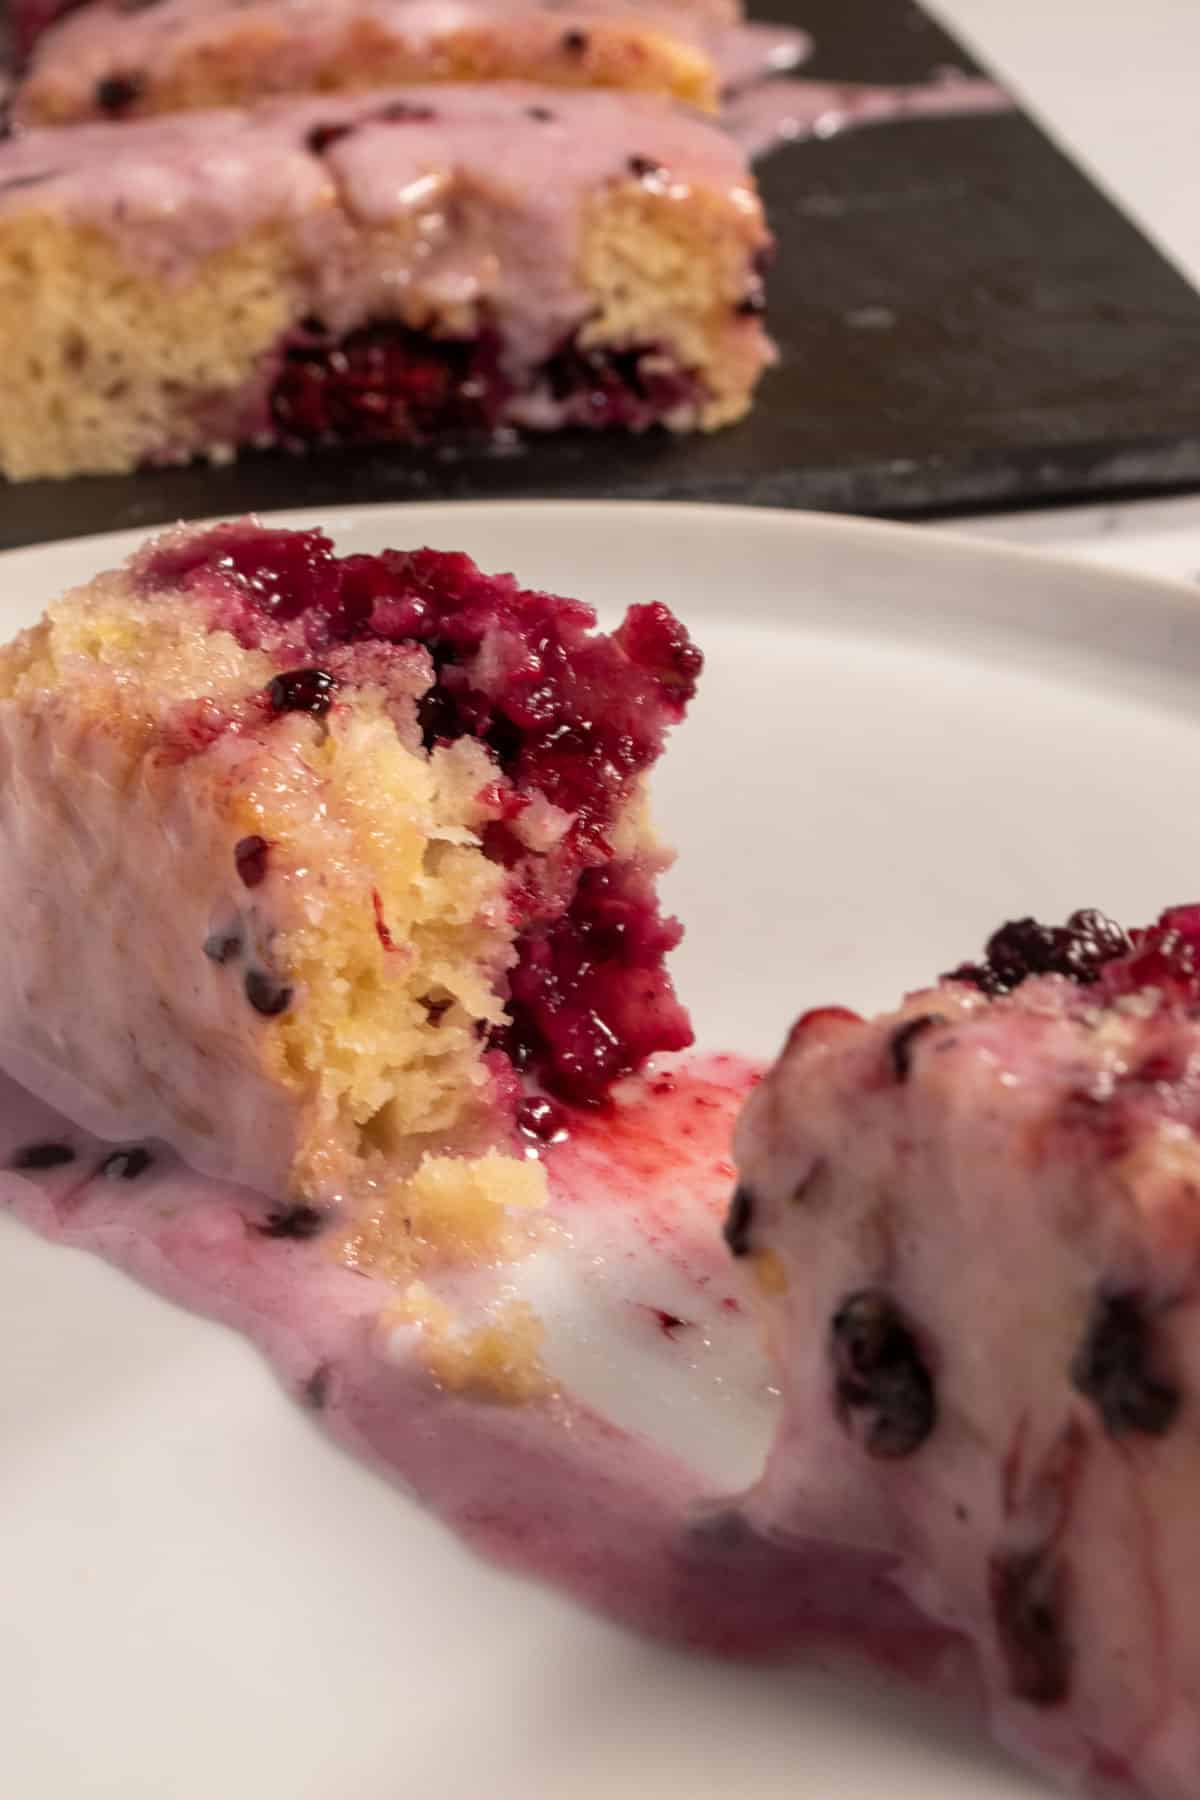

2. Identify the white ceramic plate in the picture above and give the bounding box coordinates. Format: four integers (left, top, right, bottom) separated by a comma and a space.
5, 500, 1200, 1800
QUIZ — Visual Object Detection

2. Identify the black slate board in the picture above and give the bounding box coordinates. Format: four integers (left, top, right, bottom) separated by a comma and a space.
5, 0, 1200, 548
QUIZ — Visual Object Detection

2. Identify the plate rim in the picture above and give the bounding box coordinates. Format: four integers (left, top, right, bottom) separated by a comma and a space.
2, 496, 1198, 608
0, 494, 1183, 1800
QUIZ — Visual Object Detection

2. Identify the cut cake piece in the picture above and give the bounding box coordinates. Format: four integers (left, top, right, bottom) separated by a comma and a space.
0, 519, 699, 1241
0, 84, 773, 481
12, 0, 727, 124
731, 906, 1200, 1800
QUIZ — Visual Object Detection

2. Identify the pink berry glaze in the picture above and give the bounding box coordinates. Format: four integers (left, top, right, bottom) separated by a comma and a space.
143, 521, 699, 1106
0, 1050, 973, 1685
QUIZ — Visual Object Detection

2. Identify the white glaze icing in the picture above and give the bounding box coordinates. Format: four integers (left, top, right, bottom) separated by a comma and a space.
724, 69, 1012, 160
0, 83, 765, 376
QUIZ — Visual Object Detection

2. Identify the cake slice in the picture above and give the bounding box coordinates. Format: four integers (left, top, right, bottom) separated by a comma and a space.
7, 0, 747, 57
731, 906, 1200, 1798
0, 519, 699, 1247
12, 0, 735, 124
0, 84, 772, 481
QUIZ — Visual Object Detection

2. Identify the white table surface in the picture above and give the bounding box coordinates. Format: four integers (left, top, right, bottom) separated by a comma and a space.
927, 0, 1200, 576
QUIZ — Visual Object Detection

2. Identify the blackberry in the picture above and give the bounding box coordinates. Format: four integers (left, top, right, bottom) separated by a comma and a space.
948, 909, 1128, 996
266, 668, 336, 717
1071, 1291, 1180, 1438
831, 1290, 936, 1459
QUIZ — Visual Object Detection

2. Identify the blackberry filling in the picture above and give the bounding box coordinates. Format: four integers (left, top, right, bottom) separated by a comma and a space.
542, 339, 701, 430
267, 667, 337, 717
947, 909, 1129, 996
948, 903, 1200, 1009
143, 525, 700, 1109
502, 861, 691, 1105
271, 324, 510, 444
269, 322, 704, 446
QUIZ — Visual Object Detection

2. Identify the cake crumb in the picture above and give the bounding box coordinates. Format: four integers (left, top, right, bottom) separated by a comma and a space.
340, 1148, 548, 1277
1116, 1122, 1200, 1223
752, 1248, 789, 1296
387, 1283, 550, 1403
